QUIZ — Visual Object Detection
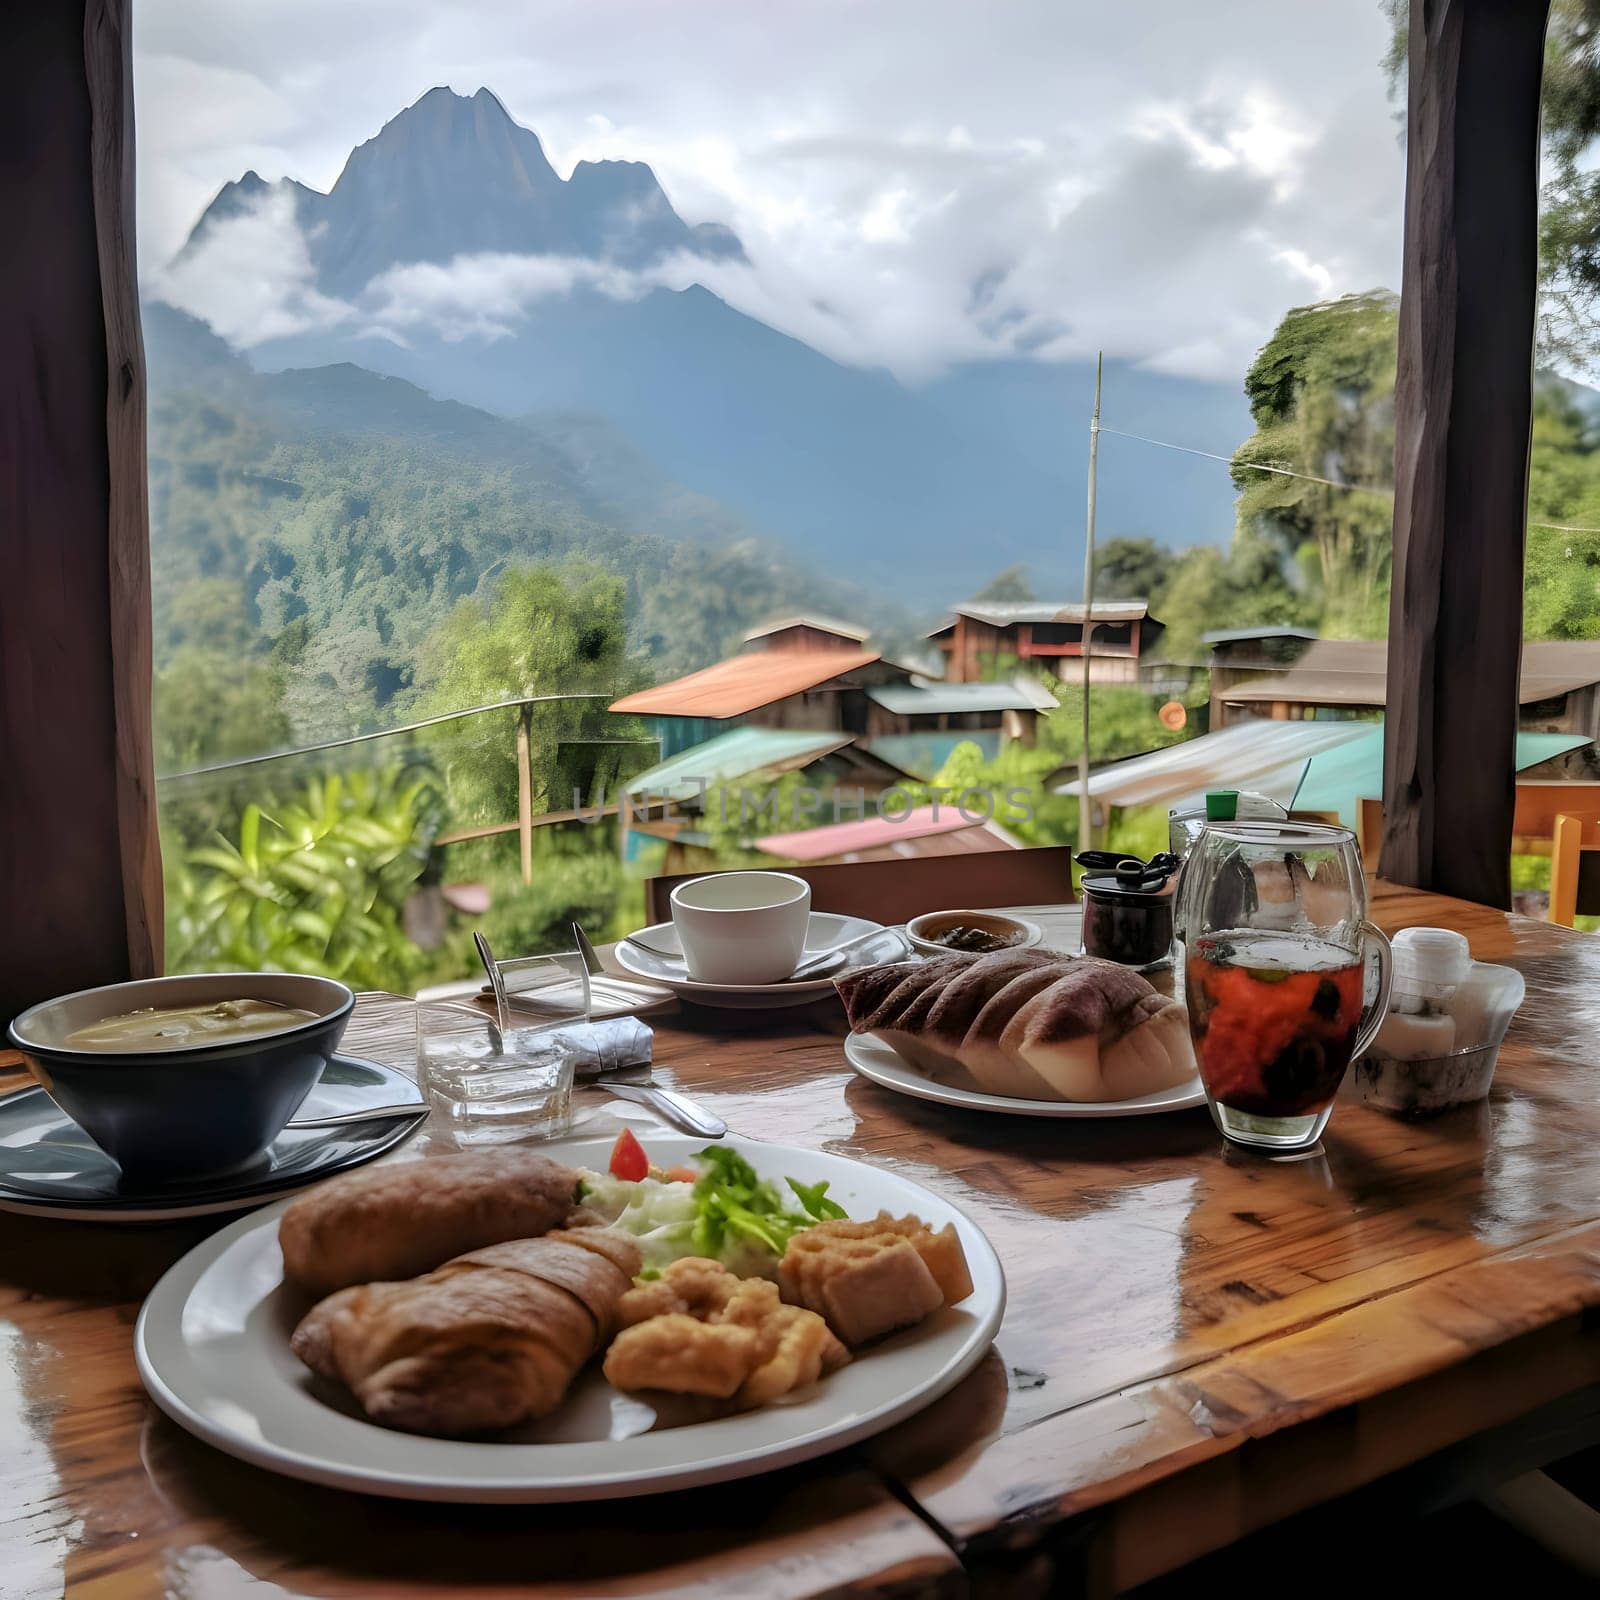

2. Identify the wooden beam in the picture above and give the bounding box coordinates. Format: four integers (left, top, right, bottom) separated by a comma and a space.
1380, 0, 1550, 905
0, 1, 160, 1021
86, 0, 162, 979
516, 704, 535, 887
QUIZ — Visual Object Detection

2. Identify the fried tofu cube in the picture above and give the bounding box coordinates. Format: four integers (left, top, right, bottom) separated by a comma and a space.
779, 1214, 975, 1346
603, 1312, 755, 1399
816, 1238, 944, 1346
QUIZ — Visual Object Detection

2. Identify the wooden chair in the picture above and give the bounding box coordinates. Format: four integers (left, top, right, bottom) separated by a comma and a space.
1549, 810, 1600, 926
1357, 797, 1385, 871
644, 845, 1077, 926
1361, 786, 1600, 885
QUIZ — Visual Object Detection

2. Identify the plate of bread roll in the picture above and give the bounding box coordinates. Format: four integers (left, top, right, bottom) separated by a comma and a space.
837, 951, 1206, 1116
134, 1133, 1003, 1501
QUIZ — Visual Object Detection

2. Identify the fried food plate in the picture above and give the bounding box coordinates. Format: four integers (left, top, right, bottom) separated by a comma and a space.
135, 1132, 1005, 1502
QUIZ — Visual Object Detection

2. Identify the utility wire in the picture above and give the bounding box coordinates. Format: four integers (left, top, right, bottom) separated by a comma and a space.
1098, 422, 1600, 537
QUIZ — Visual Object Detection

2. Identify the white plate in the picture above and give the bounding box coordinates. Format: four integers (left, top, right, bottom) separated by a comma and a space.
614, 914, 903, 1008
135, 1130, 1004, 1502
844, 1031, 1208, 1118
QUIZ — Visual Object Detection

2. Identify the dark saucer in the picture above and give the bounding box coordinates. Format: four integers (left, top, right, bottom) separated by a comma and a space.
0, 1055, 426, 1218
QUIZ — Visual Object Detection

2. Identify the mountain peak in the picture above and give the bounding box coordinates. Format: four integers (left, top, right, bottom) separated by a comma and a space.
182, 86, 747, 294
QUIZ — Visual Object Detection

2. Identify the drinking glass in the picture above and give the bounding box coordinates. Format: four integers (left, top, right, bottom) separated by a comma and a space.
1176, 821, 1392, 1152
416, 967, 585, 1147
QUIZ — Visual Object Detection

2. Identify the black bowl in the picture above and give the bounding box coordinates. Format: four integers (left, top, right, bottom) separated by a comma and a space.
7, 972, 354, 1180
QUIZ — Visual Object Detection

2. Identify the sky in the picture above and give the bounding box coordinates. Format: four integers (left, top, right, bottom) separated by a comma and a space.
134, 0, 1405, 385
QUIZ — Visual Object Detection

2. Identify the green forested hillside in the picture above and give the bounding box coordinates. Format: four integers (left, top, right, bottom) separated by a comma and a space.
145, 303, 896, 767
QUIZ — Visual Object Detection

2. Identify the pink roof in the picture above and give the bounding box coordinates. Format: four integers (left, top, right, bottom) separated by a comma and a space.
756, 804, 1002, 862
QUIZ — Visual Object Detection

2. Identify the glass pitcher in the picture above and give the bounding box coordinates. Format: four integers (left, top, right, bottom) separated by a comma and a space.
1175, 821, 1393, 1152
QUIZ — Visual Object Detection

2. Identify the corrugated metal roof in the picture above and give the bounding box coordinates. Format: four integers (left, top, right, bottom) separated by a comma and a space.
1283, 729, 1591, 826
622, 726, 852, 801
929, 599, 1152, 633
1202, 626, 1320, 646
865, 676, 1059, 715
755, 804, 1022, 863
1059, 718, 1372, 807
1221, 639, 1600, 706
742, 614, 868, 644
609, 648, 880, 718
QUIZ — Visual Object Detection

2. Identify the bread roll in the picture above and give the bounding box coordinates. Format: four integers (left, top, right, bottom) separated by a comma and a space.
291, 1228, 641, 1436
838, 950, 1196, 1103
279, 1149, 581, 1297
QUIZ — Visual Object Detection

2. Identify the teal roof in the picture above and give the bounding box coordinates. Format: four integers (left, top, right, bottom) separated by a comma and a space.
1291, 728, 1591, 826
623, 726, 850, 802
864, 731, 1001, 779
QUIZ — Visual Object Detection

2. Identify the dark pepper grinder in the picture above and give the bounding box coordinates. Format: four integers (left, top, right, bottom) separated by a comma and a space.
1075, 851, 1182, 979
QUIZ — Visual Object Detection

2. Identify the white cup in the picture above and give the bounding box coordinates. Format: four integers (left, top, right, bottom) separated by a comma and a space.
670, 871, 812, 985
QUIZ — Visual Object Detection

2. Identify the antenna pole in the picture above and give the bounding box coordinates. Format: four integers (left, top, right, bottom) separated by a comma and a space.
1077, 354, 1102, 855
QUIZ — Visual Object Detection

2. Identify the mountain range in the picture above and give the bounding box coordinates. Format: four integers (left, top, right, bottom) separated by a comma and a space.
163, 85, 1252, 602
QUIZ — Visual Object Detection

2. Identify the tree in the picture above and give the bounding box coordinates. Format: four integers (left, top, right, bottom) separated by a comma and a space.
1386, 0, 1600, 369
1150, 528, 1315, 664
152, 577, 291, 772
971, 564, 1036, 602
1233, 292, 1397, 637
1093, 537, 1176, 601
410, 561, 644, 832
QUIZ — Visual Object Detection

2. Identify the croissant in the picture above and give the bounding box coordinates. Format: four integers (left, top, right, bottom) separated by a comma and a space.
290, 1228, 642, 1436
279, 1149, 581, 1297
838, 950, 1196, 1103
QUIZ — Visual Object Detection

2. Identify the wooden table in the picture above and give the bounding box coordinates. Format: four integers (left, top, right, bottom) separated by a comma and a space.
6, 881, 1600, 1597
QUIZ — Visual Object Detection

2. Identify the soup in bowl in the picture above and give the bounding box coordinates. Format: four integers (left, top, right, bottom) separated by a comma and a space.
8, 972, 354, 1180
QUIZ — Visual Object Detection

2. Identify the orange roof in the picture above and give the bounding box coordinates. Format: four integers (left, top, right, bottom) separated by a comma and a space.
609, 648, 880, 719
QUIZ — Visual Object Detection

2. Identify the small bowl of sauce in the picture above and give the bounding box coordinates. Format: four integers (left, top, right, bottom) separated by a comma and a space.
905, 910, 1042, 960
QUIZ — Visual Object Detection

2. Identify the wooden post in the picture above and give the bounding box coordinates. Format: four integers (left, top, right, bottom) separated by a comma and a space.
1077, 353, 1102, 855
516, 704, 534, 887
1380, 0, 1550, 906
0, 0, 162, 1021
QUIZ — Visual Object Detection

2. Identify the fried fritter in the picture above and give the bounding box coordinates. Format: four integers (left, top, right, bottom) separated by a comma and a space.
603, 1257, 848, 1408
779, 1213, 974, 1346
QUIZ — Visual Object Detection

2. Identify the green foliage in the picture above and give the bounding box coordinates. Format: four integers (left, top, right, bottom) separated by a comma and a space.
1093, 538, 1176, 601
1233, 292, 1397, 637
148, 365, 892, 744
411, 561, 649, 832
1149, 528, 1316, 664
1385, 0, 1600, 370
153, 578, 293, 772
166, 764, 442, 990
971, 564, 1036, 601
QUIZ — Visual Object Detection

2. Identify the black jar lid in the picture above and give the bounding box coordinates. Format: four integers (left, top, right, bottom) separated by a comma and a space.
1075, 851, 1181, 904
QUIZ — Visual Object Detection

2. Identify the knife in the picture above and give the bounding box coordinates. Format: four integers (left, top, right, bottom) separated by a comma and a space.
571, 922, 727, 1139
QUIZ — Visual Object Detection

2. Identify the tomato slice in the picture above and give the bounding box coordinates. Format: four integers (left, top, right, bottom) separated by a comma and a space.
608, 1127, 649, 1181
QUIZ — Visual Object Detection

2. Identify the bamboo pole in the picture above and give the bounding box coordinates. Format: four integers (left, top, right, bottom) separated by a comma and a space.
516, 704, 534, 887
1077, 353, 1103, 855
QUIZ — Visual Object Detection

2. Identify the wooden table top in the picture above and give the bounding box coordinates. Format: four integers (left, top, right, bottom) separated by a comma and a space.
6, 881, 1600, 1597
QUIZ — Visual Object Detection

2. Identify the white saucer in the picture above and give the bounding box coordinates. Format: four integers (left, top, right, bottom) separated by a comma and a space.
843, 1031, 1208, 1118
615, 914, 903, 1009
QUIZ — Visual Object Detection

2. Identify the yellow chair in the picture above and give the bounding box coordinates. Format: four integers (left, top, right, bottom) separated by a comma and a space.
1549, 810, 1600, 926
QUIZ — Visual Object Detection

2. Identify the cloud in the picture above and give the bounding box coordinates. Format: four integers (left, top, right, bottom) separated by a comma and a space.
135, 0, 1405, 381
149, 188, 354, 347
362, 253, 654, 344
